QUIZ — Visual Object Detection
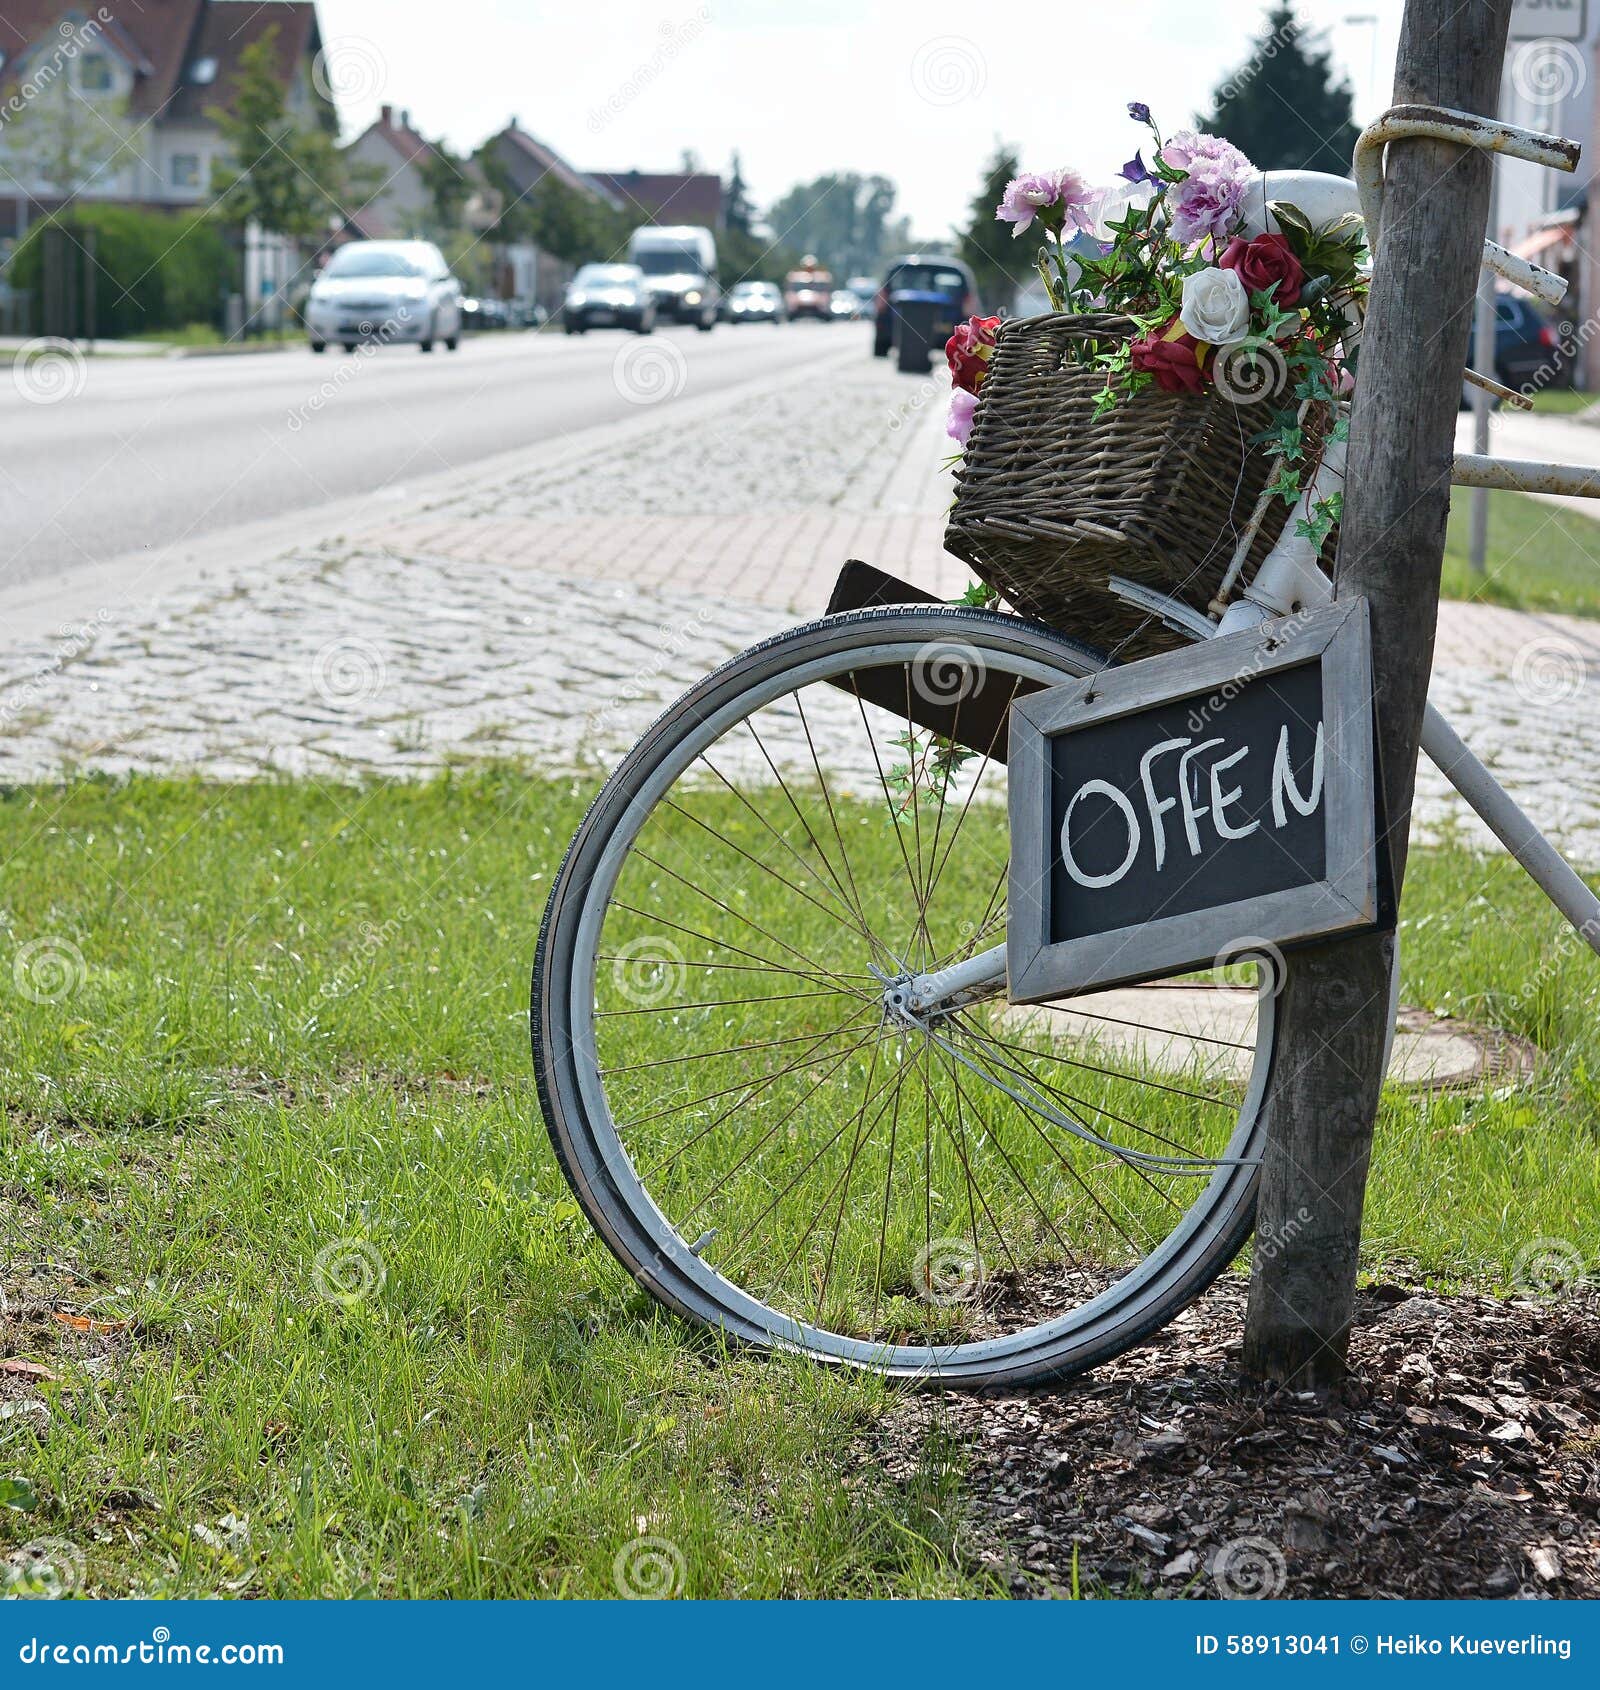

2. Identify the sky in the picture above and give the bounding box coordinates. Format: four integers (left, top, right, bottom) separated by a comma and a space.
311, 0, 1410, 237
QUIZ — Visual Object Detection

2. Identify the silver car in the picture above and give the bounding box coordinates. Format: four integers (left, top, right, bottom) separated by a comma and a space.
306, 240, 464, 354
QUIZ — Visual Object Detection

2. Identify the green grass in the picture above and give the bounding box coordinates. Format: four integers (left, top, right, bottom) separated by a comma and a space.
126, 323, 230, 349
1524, 389, 1595, 417
1442, 489, 1600, 616
2, 771, 1597, 1597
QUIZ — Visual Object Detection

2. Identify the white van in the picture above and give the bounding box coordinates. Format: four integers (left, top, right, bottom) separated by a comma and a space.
627, 226, 720, 331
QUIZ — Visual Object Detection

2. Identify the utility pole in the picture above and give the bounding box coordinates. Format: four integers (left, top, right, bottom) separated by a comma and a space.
1241, 0, 1516, 1388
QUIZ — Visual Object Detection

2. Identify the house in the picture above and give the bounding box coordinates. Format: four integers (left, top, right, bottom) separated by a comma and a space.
1493, 11, 1600, 385
481, 121, 622, 216
342, 103, 500, 242
0, 0, 330, 238
588, 169, 724, 232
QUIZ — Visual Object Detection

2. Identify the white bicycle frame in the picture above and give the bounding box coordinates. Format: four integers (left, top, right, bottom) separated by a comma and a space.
905, 106, 1600, 1021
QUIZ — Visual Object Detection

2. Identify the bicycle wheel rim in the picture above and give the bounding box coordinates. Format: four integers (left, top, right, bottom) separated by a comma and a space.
535, 608, 1273, 1385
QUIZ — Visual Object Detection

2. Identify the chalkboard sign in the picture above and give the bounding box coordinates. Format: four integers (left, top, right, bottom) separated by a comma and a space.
1007, 600, 1381, 1003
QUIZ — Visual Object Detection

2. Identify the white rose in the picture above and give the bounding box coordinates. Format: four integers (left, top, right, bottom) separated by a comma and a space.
1178, 266, 1250, 346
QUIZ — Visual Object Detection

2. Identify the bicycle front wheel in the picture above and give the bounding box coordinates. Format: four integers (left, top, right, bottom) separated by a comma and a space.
533, 606, 1276, 1386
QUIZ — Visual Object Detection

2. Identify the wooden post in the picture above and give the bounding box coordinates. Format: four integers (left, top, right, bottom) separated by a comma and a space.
1241, 0, 1515, 1388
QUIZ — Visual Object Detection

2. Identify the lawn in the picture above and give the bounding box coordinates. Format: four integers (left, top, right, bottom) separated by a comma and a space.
2, 771, 1597, 1597
1442, 488, 1600, 617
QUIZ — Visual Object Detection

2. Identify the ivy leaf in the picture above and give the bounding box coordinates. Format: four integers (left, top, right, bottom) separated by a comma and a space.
1, 1476, 39, 1512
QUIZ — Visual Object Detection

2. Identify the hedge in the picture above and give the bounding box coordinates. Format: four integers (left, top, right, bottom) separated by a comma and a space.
8, 205, 234, 338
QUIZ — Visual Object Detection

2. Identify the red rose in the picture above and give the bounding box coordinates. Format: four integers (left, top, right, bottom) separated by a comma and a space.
946, 314, 1001, 394
1129, 320, 1211, 395
1218, 232, 1305, 307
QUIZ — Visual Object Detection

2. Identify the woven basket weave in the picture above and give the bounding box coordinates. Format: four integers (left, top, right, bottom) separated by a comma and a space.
945, 311, 1331, 659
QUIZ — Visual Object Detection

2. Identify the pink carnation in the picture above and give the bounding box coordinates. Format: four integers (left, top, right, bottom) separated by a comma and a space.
947, 387, 979, 446
1160, 130, 1256, 246
995, 168, 1095, 239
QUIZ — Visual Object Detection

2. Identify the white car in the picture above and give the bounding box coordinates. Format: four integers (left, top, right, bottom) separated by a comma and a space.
306, 240, 463, 354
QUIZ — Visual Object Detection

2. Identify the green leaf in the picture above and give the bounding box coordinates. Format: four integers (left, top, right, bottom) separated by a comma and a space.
1, 1476, 39, 1512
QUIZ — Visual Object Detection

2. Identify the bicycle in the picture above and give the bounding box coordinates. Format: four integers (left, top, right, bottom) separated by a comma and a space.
531, 107, 1600, 1388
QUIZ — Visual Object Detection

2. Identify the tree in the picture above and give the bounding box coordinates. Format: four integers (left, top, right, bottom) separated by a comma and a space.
724, 151, 753, 238
765, 173, 899, 277
418, 141, 472, 240
957, 143, 1032, 313
478, 153, 629, 267
0, 73, 136, 202
1200, 4, 1360, 175
208, 30, 352, 238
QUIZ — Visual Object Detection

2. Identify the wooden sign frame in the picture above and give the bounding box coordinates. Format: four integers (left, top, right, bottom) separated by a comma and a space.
1006, 599, 1381, 1004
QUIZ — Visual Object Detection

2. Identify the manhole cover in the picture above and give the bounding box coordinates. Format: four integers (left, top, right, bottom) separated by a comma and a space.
1002, 984, 1536, 1091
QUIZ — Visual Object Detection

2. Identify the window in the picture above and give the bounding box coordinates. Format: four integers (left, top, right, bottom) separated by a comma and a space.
79, 53, 113, 92
171, 153, 202, 190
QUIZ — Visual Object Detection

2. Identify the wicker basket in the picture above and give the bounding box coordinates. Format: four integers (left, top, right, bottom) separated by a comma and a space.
945, 311, 1333, 659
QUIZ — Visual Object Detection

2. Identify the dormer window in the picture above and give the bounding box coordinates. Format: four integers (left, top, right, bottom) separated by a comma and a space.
190, 57, 218, 85
79, 53, 112, 91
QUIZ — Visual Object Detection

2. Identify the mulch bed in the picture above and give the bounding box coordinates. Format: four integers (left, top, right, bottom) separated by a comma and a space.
878, 1278, 1600, 1598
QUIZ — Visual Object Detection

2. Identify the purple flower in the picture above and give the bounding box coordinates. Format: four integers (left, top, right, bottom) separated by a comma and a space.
1160, 128, 1252, 177
947, 387, 979, 447
1128, 102, 1152, 126
1119, 150, 1153, 185
995, 168, 1094, 239
1168, 155, 1252, 244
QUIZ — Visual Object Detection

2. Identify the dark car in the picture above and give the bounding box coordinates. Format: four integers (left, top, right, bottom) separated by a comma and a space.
1466, 293, 1570, 392
563, 263, 656, 334
460, 296, 513, 332
874, 255, 977, 358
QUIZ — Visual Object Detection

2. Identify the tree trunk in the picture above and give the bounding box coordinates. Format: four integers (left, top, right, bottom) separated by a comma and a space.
1240, 0, 1515, 1387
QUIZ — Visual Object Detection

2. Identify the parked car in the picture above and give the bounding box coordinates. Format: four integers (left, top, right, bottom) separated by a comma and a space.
846, 274, 879, 312
784, 259, 835, 320
460, 296, 513, 332
873, 255, 977, 358
306, 240, 463, 354
629, 225, 719, 330
563, 263, 657, 334
1465, 292, 1571, 393
722, 280, 785, 323
829, 289, 861, 320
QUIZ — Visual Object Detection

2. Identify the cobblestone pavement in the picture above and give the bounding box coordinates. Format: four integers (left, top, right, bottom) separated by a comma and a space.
3, 345, 1599, 867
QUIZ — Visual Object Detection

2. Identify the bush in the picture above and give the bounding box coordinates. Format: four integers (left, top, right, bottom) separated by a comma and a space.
9, 206, 233, 339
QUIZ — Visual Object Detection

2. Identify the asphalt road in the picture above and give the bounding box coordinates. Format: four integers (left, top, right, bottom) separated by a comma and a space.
0, 322, 865, 597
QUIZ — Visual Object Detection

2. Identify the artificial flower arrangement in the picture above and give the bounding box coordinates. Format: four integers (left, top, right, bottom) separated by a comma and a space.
946, 103, 1368, 554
